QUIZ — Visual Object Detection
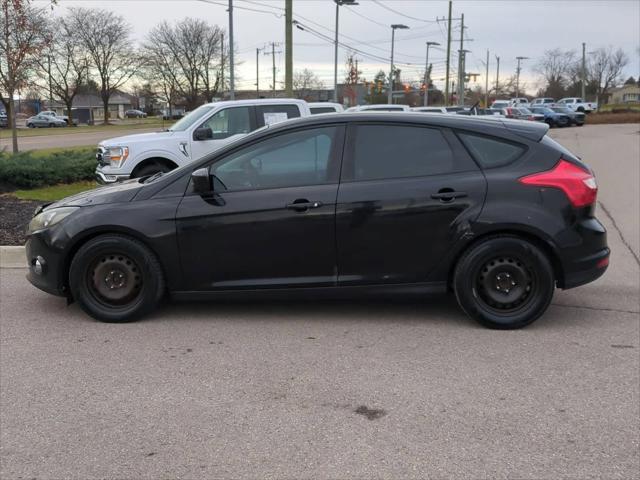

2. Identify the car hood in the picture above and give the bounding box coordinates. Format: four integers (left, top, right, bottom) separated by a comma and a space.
44, 178, 144, 211
99, 130, 175, 147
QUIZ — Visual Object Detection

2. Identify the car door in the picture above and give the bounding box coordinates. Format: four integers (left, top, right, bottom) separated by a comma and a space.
190, 106, 256, 162
33, 115, 46, 127
176, 124, 345, 291
335, 123, 487, 286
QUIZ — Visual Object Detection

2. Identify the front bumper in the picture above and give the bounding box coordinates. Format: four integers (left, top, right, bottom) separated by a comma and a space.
95, 168, 130, 184
25, 234, 68, 297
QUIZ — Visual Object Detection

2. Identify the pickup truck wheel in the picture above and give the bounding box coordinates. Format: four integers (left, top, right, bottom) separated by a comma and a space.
454, 236, 554, 329
133, 162, 173, 179
577, 107, 585, 112
69, 234, 165, 323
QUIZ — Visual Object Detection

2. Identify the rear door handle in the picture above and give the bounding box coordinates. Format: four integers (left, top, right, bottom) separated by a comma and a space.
286, 200, 323, 211
431, 191, 468, 201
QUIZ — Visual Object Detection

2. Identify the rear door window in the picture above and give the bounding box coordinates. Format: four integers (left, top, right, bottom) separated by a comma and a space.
345, 124, 475, 182
457, 132, 526, 168
256, 104, 301, 127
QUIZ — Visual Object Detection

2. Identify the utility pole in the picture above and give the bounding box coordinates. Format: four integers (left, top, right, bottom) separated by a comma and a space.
484, 49, 489, 107
264, 42, 281, 97
388, 24, 409, 104
515, 56, 529, 98
285, 0, 293, 97
220, 33, 225, 99
581, 42, 586, 100
424, 41, 440, 106
256, 48, 261, 98
333, 1, 359, 103
444, 1, 452, 105
47, 53, 53, 111
495, 54, 500, 98
456, 13, 465, 106
228, 0, 235, 100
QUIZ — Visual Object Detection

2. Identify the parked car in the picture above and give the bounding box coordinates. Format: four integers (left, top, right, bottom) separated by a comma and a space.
530, 98, 556, 108
26, 113, 67, 128
529, 107, 571, 127
510, 97, 530, 107
26, 113, 608, 329
345, 104, 411, 112
556, 97, 597, 113
502, 107, 544, 122
455, 108, 504, 117
550, 106, 585, 126
412, 106, 464, 114
308, 102, 344, 114
95, 99, 311, 184
490, 100, 510, 111
0, 110, 7, 128
125, 109, 147, 118
39, 110, 78, 126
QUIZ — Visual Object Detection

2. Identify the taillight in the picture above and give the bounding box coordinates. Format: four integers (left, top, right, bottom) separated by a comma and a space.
518, 159, 598, 207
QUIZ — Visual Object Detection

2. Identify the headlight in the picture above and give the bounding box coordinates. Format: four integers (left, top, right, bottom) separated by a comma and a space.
105, 146, 129, 168
28, 207, 79, 233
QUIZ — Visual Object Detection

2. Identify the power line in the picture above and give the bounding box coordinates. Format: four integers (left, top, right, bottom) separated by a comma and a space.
371, 0, 438, 23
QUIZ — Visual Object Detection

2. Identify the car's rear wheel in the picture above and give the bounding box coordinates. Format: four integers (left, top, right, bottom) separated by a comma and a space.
27, 123, 34, 128
69, 234, 165, 322
454, 236, 554, 329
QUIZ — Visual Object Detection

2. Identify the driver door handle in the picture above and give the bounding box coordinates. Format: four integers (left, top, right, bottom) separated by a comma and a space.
431, 190, 468, 201
286, 200, 323, 211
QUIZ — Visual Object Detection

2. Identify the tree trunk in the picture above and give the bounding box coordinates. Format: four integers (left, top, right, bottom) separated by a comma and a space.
66, 101, 74, 127
7, 99, 18, 153
102, 97, 109, 125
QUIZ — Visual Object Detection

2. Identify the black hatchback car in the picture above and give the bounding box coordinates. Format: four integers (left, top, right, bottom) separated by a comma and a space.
25, 113, 609, 329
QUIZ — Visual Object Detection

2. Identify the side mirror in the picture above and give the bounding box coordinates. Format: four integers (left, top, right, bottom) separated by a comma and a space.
191, 167, 212, 195
193, 127, 213, 141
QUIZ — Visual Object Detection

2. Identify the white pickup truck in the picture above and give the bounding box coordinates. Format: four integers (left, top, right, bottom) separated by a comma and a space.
556, 97, 597, 113
95, 99, 311, 184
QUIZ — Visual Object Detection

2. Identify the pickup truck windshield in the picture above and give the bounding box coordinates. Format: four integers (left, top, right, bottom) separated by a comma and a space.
168, 105, 215, 132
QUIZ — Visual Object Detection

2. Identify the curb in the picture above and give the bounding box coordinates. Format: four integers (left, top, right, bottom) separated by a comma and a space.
0, 246, 26, 268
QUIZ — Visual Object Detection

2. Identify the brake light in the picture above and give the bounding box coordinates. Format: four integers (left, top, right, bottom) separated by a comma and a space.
518, 159, 597, 207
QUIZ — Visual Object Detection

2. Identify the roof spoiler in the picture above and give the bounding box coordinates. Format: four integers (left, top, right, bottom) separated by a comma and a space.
501, 119, 549, 142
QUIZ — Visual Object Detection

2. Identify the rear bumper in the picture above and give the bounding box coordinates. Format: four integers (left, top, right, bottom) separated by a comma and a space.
562, 247, 609, 289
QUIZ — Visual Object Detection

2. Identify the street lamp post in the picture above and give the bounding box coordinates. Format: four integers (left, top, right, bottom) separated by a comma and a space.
423, 41, 440, 106
333, 0, 358, 104
515, 56, 529, 98
388, 24, 409, 104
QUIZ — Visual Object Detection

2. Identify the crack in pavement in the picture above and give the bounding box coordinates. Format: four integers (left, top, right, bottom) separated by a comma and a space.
598, 200, 640, 267
552, 302, 639, 315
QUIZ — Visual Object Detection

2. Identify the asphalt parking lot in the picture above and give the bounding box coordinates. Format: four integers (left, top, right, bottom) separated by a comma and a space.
1, 124, 638, 479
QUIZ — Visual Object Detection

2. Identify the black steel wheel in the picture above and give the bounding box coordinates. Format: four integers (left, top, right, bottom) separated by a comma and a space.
454, 236, 555, 329
69, 234, 165, 322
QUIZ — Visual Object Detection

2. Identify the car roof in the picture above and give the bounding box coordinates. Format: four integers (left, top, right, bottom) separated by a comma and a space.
262, 111, 549, 142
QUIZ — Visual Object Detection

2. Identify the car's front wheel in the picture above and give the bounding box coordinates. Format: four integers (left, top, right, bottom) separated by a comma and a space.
69, 234, 165, 322
454, 236, 555, 329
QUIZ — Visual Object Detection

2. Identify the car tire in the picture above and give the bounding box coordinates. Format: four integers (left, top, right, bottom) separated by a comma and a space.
133, 162, 173, 179
69, 234, 165, 323
27, 123, 34, 128
545, 119, 554, 128
453, 235, 555, 329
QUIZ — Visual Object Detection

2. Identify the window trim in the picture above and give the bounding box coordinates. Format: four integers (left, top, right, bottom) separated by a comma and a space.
189, 124, 346, 195
340, 122, 477, 183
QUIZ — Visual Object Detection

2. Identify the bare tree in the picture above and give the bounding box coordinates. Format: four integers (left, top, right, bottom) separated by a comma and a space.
534, 48, 576, 99
292, 68, 324, 100
36, 16, 88, 125
0, 0, 50, 152
143, 18, 224, 110
68, 7, 137, 124
589, 47, 629, 104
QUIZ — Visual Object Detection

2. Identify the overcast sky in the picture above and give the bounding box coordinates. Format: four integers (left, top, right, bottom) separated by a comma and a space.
42, 0, 640, 94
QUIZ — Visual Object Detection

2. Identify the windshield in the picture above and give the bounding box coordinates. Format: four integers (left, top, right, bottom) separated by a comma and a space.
518, 108, 532, 114
168, 105, 216, 132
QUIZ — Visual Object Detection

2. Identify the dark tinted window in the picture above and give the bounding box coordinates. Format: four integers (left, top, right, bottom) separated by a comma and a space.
211, 127, 337, 191
256, 104, 301, 127
457, 132, 525, 168
350, 125, 465, 181
310, 107, 337, 114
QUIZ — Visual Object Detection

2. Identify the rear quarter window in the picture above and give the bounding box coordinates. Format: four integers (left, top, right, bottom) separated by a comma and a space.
457, 132, 526, 168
